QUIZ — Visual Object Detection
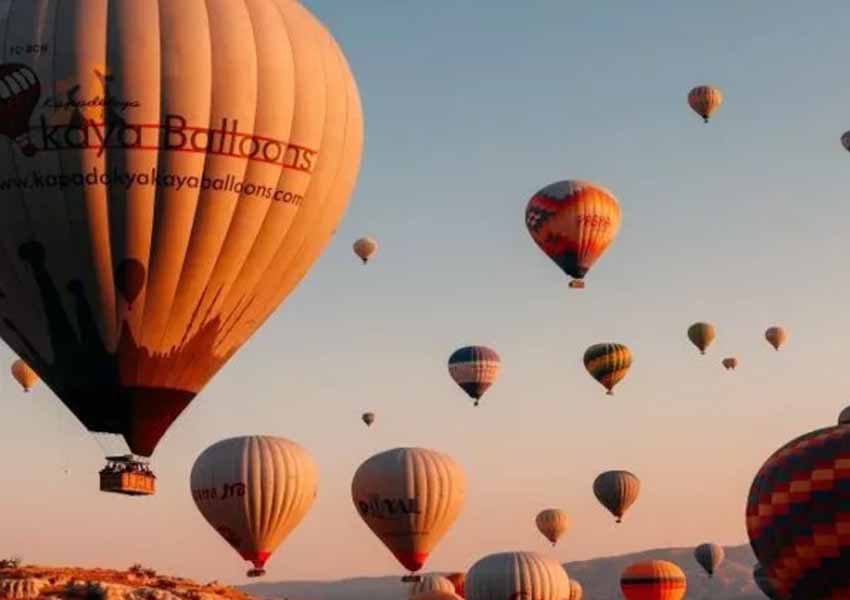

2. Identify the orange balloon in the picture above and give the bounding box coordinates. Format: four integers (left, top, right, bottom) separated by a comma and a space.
11, 359, 38, 392
688, 86, 723, 123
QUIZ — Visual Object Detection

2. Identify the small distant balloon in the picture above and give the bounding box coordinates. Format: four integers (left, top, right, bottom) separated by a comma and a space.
536, 508, 570, 546
353, 237, 378, 264
362, 412, 375, 427
448, 346, 501, 407
688, 322, 716, 355
764, 326, 787, 351
11, 359, 38, 392
694, 543, 725, 577
409, 575, 456, 597
688, 85, 723, 123
722, 357, 738, 370
593, 470, 640, 523
525, 179, 622, 289
583, 343, 632, 395
841, 131, 850, 154
445, 573, 466, 598
114, 258, 146, 308
621, 560, 687, 600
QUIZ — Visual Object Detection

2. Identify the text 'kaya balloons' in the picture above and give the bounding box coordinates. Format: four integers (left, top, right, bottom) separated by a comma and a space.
190, 436, 318, 578
525, 180, 621, 289
746, 413, 850, 599
0, 0, 363, 479
352, 448, 466, 575
535, 508, 570, 546
621, 560, 687, 600
11, 359, 38, 392
465, 551, 570, 600
687, 86, 723, 123
448, 346, 501, 406
593, 470, 640, 523
583, 343, 632, 395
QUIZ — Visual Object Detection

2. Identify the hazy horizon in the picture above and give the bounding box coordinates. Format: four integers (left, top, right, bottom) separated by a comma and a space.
0, 0, 848, 586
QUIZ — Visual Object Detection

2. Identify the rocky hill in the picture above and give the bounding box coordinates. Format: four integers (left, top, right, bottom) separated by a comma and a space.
0, 564, 250, 600
242, 543, 764, 600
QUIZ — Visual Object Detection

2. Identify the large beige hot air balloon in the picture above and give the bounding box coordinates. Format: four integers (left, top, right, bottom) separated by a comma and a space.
410, 575, 456, 597
535, 508, 570, 546
0, 0, 363, 490
190, 436, 318, 578
765, 326, 787, 351
11, 359, 38, 392
465, 552, 570, 600
352, 448, 466, 576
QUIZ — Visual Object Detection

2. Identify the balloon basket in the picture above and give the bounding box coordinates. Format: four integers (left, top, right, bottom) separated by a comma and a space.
246, 569, 266, 578
99, 455, 155, 496
401, 575, 421, 583
568, 280, 585, 289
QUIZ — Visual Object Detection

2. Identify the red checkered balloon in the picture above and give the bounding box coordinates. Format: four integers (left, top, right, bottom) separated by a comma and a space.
746, 421, 850, 600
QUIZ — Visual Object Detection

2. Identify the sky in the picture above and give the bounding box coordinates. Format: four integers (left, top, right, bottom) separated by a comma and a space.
0, 0, 850, 586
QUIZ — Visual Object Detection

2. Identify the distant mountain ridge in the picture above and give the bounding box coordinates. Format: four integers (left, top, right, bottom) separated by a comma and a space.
241, 543, 764, 600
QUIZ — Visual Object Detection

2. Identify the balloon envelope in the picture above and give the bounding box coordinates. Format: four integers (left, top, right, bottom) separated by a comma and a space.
535, 508, 570, 545
190, 436, 318, 576
583, 343, 632, 395
841, 131, 850, 153
465, 551, 570, 600
353, 237, 378, 263
410, 575, 456, 597
722, 357, 738, 370
593, 470, 640, 522
753, 563, 782, 599
11, 358, 38, 392
747, 422, 850, 599
621, 560, 687, 600
525, 180, 621, 286
351, 447, 466, 573
447, 346, 501, 405
694, 543, 725, 576
568, 579, 583, 600
362, 412, 375, 427
446, 573, 466, 598
765, 326, 787, 351
687, 85, 723, 122
687, 322, 716, 355
412, 593, 462, 600
0, 0, 363, 460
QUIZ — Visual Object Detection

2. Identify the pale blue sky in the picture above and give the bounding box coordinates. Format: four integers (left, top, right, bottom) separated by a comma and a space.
0, 0, 849, 584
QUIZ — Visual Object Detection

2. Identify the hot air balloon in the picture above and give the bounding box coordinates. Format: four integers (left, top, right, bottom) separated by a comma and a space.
842, 131, 850, 154
753, 563, 782, 599
583, 343, 632, 395
465, 552, 570, 600
687, 86, 723, 123
535, 508, 570, 546
362, 412, 375, 427
621, 561, 687, 600
764, 326, 787, 351
593, 470, 640, 523
839, 405, 850, 425
694, 543, 725, 577
352, 448, 465, 577
525, 180, 622, 289
410, 575, 456, 597
746, 418, 850, 599
412, 592, 462, 600
0, 0, 363, 492
447, 346, 501, 407
353, 237, 378, 264
722, 357, 738, 370
11, 359, 38, 392
687, 322, 716, 355
190, 436, 318, 578
568, 579, 583, 600
446, 573, 466, 598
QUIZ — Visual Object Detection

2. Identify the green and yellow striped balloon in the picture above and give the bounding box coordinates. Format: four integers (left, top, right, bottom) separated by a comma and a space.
583, 343, 632, 395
